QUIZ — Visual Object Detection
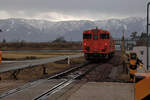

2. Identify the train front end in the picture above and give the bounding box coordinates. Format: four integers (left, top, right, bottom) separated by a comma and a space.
83, 28, 115, 60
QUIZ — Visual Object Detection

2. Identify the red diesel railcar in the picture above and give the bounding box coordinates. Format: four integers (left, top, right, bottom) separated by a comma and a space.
83, 28, 115, 60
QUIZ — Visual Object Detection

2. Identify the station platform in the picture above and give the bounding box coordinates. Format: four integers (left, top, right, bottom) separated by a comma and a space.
64, 72, 150, 100
67, 82, 134, 100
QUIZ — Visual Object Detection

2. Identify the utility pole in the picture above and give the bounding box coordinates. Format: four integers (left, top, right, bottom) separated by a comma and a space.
147, 2, 150, 70
0, 29, 3, 64
0, 29, 3, 41
121, 29, 127, 73
121, 29, 125, 57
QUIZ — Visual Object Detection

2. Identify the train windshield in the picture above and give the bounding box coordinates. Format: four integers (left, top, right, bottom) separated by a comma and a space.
93, 34, 98, 40
100, 34, 109, 39
83, 34, 91, 39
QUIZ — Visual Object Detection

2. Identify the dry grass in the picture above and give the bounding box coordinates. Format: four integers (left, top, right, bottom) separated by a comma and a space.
0, 42, 82, 50
0, 62, 69, 80
71, 57, 86, 64
0, 57, 85, 80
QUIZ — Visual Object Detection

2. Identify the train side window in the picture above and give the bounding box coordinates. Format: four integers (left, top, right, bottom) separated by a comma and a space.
83, 34, 91, 39
100, 34, 109, 39
93, 34, 98, 40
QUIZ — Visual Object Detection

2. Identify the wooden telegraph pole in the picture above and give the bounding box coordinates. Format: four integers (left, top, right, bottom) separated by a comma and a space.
121, 29, 125, 57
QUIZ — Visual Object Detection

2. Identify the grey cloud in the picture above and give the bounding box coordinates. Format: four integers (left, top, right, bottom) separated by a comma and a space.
0, 0, 149, 19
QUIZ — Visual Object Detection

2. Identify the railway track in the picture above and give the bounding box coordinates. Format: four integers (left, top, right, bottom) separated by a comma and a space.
81, 55, 123, 82
0, 62, 100, 100
33, 63, 99, 100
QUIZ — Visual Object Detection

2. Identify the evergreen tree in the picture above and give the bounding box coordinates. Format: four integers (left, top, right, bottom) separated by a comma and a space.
130, 32, 138, 40
52, 36, 66, 43
2, 39, 6, 43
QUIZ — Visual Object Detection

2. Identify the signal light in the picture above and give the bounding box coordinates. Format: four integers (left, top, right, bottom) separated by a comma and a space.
105, 43, 108, 46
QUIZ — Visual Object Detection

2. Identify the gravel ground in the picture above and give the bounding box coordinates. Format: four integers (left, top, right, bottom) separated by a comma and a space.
0, 80, 26, 94
81, 53, 126, 82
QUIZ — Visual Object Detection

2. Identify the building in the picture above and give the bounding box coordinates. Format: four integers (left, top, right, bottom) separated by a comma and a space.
133, 46, 150, 70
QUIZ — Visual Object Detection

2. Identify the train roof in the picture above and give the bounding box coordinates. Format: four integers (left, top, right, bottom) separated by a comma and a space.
83, 28, 109, 33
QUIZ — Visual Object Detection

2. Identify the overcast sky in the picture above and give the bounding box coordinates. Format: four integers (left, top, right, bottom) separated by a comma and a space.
0, 0, 149, 21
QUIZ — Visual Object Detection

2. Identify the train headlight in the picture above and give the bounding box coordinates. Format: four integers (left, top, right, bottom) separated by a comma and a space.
104, 43, 108, 49
84, 43, 87, 46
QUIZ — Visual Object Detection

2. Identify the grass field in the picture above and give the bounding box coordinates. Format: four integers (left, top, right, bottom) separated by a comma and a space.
0, 42, 82, 50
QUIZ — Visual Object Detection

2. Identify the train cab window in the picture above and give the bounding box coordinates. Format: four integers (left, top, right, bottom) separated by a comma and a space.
93, 34, 98, 40
100, 34, 109, 39
83, 34, 91, 39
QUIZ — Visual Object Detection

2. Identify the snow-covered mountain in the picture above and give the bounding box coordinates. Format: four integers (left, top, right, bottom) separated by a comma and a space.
0, 17, 146, 42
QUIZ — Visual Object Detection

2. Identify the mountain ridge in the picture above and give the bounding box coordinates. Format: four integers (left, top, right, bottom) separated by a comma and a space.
0, 17, 146, 42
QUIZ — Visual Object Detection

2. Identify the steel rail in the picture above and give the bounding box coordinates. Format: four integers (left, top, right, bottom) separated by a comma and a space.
33, 63, 100, 100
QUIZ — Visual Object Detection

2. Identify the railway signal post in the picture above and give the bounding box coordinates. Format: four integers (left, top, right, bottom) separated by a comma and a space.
147, 2, 150, 71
